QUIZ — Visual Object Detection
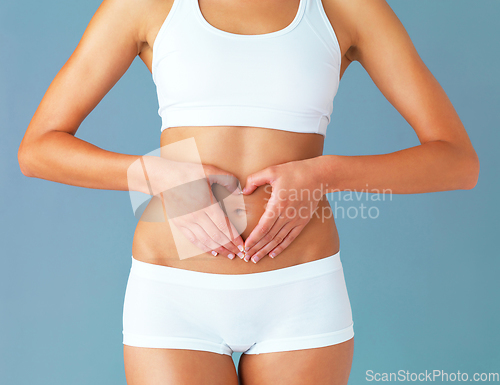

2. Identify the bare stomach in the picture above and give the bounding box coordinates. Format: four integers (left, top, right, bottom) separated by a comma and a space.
131, 125, 340, 274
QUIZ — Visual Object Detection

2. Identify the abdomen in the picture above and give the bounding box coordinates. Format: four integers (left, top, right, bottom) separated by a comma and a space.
131, 125, 340, 273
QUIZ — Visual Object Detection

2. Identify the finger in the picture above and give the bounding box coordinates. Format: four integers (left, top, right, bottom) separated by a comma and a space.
188, 222, 235, 259
210, 174, 241, 195
242, 167, 276, 195
197, 211, 241, 257
223, 215, 246, 257
203, 206, 243, 256
176, 225, 212, 254
267, 226, 304, 259
176, 222, 228, 257
214, 200, 246, 253
249, 222, 298, 263
243, 215, 289, 261
244, 198, 283, 252
215, 194, 246, 254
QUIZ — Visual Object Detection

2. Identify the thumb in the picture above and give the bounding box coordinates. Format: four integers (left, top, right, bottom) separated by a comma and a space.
242, 167, 276, 195
207, 172, 241, 195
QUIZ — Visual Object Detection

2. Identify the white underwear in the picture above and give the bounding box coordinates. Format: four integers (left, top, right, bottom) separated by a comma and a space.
122, 250, 354, 356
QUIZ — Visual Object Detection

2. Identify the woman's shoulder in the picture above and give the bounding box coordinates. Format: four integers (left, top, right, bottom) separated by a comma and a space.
323, 0, 410, 63
319, 0, 376, 61
94, 0, 171, 49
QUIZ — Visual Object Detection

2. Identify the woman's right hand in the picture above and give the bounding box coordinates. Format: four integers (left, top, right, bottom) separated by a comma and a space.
131, 156, 246, 260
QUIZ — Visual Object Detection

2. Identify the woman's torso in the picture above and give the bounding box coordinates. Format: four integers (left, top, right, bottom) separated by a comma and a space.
132, 0, 353, 274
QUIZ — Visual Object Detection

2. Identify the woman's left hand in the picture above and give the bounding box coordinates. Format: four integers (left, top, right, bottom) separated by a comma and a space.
241, 157, 326, 263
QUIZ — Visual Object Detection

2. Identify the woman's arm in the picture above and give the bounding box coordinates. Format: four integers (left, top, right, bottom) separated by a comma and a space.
17, 0, 150, 192
241, 0, 479, 262
313, 0, 479, 194
313, 142, 478, 195
17, 0, 245, 257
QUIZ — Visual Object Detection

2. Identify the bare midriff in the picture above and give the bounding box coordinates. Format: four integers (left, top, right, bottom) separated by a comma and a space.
131, 125, 340, 274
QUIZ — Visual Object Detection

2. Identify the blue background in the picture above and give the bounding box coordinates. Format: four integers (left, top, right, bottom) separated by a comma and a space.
1, 0, 498, 383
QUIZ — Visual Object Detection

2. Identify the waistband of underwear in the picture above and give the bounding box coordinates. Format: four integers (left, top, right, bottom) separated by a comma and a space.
129, 250, 343, 290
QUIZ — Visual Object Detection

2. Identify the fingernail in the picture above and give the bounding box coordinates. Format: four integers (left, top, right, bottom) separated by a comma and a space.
238, 245, 244, 252
237, 252, 245, 259
244, 255, 250, 262
269, 252, 276, 258
211, 251, 218, 257
228, 253, 235, 259
244, 246, 249, 252
251, 256, 259, 263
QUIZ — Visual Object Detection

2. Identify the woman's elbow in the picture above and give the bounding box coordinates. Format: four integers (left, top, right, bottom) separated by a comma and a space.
18, 140, 38, 178
18, 144, 33, 177
460, 150, 480, 190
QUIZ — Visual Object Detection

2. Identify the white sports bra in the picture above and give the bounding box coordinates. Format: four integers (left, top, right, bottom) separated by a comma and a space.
152, 0, 341, 137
